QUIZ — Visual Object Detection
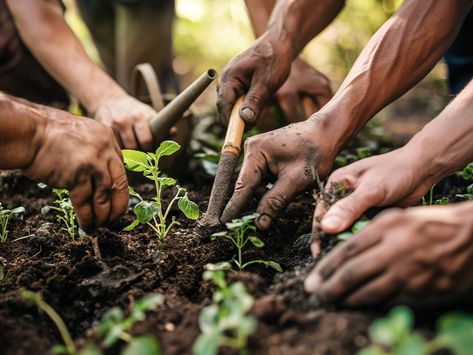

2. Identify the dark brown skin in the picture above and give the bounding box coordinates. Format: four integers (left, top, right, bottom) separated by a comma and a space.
6, 0, 155, 151
0, 94, 129, 233
222, 0, 472, 229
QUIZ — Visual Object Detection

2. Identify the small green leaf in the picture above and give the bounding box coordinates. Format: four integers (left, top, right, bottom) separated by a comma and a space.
241, 213, 259, 222
352, 220, 369, 233
78, 342, 103, 355
41, 206, 51, 215
337, 232, 352, 241
134, 201, 160, 224
122, 336, 161, 355
357, 345, 386, 355
193, 331, 223, 355
393, 333, 427, 355
249, 236, 264, 248
205, 262, 232, 271
178, 195, 199, 220
437, 312, 473, 355
128, 186, 143, 200
135, 294, 164, 313
123, 219, 140, 231
159, 177, 176, 187
155, 141, 180, 159
122, 150, 149, 172
369, 306, 413, 346
262, 260, 282, 272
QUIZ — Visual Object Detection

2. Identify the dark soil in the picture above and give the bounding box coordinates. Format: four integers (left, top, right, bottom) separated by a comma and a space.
0, 167, 469, 355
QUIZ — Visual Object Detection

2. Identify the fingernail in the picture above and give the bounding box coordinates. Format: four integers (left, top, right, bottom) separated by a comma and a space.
257, 214, 271, 229
321, 215, 342, 231
241, 107, 255, 122
304, 273, 322, 293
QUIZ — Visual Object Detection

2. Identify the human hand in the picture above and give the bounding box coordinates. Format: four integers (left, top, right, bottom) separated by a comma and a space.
221, 117, 336, 230
275, 58, 332, 123
94, 94, 156, 152
304, 202, 473, 308
217, 33, 293, 124
25, 107, 129, 232
314, 148, 434, 236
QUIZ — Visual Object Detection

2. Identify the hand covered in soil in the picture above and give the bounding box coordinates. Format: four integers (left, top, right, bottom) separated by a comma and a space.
314, 148, 434, 236
275, 58, 332, 123
94, 94, 156, 152
304, 202, 473, 308
221, 118, 335, 230
25, 107, 129, 232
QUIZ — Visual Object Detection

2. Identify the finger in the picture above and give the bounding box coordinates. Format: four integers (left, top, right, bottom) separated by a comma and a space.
277, 91, 304, 123
169, 126, 178, 137
312, 246, 388, 304
119, 126, 139, 150
343, 271, 399, 308
305, 227, 382, 291
255, 169, 309, 230
69, 175, 94, 233
108, 156, 129, 222
91, 169, 112, 228
321, 185, 383, 234
240, 82, 272, 124
221, 151, 267, 223
133, 121, 153, 152
313, 90, 332, 109
217, 77, 244, 124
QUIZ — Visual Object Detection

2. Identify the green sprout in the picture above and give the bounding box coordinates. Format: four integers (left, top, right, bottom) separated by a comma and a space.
193, 264, 256, 355
337, 220, 369, 241
421, 184, 450, 206
21, 290, 163, 355
456, 162, 473, 181
211, 213, 282, 272
456, 183, 473, 201
122, 141, 199, 243
42, 189, 81, 240
358, 306, 473, 355
0, 202, 25, 242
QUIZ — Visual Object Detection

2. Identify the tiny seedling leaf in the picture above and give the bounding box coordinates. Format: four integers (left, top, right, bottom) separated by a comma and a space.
122, 150, 149, 172
134, 201, 160, 224
178, 195, 199, 220
369, 306, 413, 346
155, 141, 180, 159
249, 236, 264, 248
128, 186, 143, 200
158, 177, 176, 187
122, 336, 161, 355
262, 260, 282, 272
123, 219, 140, 231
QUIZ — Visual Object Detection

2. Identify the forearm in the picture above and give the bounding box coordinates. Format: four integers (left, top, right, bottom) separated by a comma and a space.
245, 0, 276, 37
315, 0, 472, 153
405, 79, 473, 183
6, 0, 125, 113
0, 94, 45, 169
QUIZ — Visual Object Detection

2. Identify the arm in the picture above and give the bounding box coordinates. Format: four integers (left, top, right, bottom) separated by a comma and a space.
6, 0, 155, 151
0, 94, 129, 232
218, 0, 344, 123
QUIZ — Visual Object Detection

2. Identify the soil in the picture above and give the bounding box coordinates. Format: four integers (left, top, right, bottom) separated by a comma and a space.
0, 166, 470, 355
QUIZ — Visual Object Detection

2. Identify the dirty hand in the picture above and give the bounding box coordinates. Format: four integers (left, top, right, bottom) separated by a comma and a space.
314, 148, 434, 236
217, 34, 293, 124
276, 58, 332, 123
25, 108, 129, 232
94, 94, 156, 152
305, 202, 473, 308
221, 118, 335, 229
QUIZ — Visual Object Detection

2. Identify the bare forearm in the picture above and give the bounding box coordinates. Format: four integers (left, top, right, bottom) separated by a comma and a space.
245, 0, 276, 37
6, 0, 125, 113
316, 0, 472, 152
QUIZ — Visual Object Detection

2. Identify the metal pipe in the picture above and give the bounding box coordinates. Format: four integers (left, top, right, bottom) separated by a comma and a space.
149, 69, 217, 143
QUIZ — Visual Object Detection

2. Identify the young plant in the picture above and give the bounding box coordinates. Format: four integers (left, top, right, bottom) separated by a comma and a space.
21, 290, 163, 355
211, 213, 282, 272
359, 306, 473, 355
0, 202, 25, 242
122, 141, 199, 242
337, 220, 369, 241
421, 184, 450, 206
42, 189, 81, 240
456, 183, 473, 201
193, 264, 256, 355
456, 162, 473, 181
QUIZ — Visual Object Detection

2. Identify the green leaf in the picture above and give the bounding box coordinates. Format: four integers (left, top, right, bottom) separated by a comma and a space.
155, 141, 180, 159
123, 219, 140, 231
262, 260, 282, 272
393, 333, 427, 355
204, 262, 232, 271
78, 342, 103, 355
352, 220, 369, 233
135, 294, 164, 313
249, 236, 264, 248
128, 186, 143, 200
192, 331, 223, 355
158, 177, 176, 187
369, 306, 414, 346
177, 195, 199, 220
337, 232, 352, 241
122, 150, 149, 172
241, 213, 259, 222
122, 336, 161, 355
134, 201, 160, 224
357, 346, 386, 355
437, 312, 473, 355
11, 206, 25, 214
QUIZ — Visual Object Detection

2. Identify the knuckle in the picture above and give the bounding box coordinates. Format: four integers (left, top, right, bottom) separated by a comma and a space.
264, 194, 287, 213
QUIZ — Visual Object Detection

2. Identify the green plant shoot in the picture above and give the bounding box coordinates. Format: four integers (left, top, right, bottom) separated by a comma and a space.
337, 220, 370, 241
42, 189, 81, 240
193, 264, 256, 355
211, 213, 282, 272
122, 141, 199, 242
0, 202, 25, 242
456, 183, 473, 201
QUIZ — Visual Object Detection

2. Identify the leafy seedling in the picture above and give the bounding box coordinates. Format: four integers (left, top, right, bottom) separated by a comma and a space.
337, 220, 369, 241
193, 265, 256, 355
456, 184, 473, 201
456, 162, 473, 181
42, 189, 83, 240
358, 306, 473, 355
211, 213, 282, 272
122, 141, 199, 243
0, 202, 25, 242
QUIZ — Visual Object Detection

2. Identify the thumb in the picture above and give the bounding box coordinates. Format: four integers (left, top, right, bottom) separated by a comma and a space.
240, 83, 272, 124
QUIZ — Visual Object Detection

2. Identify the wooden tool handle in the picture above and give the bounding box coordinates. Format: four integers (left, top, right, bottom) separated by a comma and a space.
222, 96, 245, 156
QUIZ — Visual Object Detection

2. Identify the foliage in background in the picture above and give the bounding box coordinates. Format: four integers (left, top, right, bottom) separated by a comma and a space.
0, 203, 25, 243
22, 290, 163, 355
193, 264, 256, 355
359, 306, 473, 355
122, 141, 199, 242
211, 213, 282, 272
42, 189, 81, 240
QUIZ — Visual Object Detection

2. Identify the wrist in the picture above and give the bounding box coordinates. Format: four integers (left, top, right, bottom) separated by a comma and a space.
80, 75, 127, 114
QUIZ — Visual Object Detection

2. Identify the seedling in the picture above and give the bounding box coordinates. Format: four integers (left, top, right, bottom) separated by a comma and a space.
211, 213, 282, 272
337, 220, 369, 241
456, 162, 473, 181
421, 184, 450, 206
122, 141, 199, 242
0, 202, 25, 242
456, 183, 473, 201
193, 264, 256, 355
42, 189, 81, 240
21, 290, 163, 355
359, 306, 473, 355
